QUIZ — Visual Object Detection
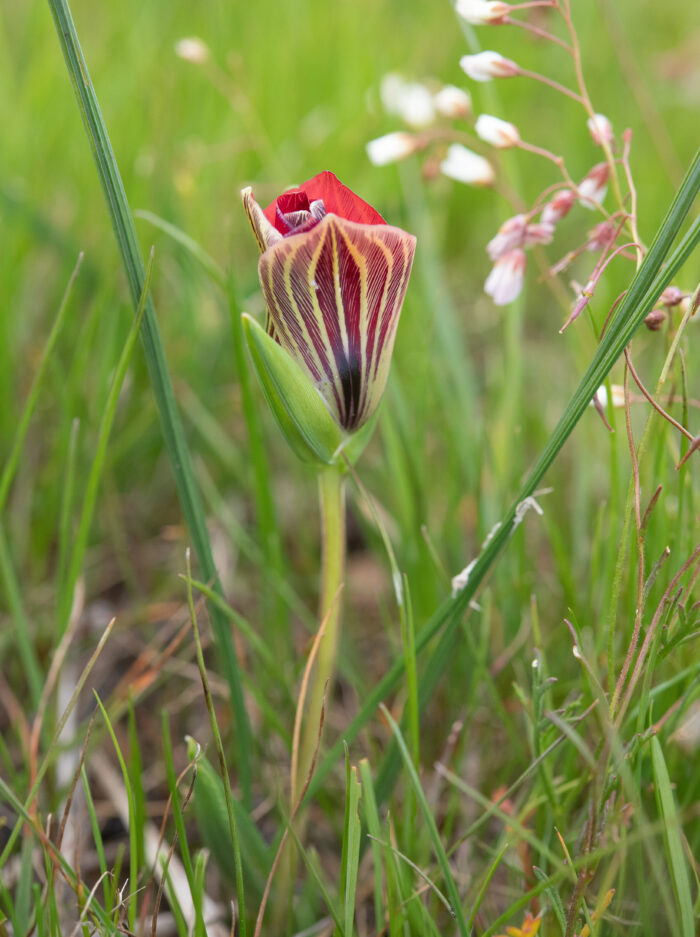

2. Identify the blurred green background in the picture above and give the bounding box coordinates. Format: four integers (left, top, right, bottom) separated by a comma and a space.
2, 0, 699, 931
3, 0, 699, 685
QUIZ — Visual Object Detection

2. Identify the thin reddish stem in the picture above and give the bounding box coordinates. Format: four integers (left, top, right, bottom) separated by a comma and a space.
624, 348, 694, 443
505, 17, 572, 52
517, 67, 585, 104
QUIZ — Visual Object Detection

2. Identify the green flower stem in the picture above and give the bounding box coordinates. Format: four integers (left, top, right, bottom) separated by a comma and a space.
295, 466, 346, 806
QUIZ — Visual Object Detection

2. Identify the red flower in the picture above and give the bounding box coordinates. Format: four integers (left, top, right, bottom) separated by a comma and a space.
242, 171, 416, 431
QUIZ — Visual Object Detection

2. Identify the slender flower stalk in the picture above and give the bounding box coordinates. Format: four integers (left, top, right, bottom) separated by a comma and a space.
294, 467, 346, 804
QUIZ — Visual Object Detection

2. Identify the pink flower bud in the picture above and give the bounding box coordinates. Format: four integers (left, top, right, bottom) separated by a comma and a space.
541, 189, 575, 226
523, 222, 554, 247
459, 51, 519, 82
486, 215, 527, 260
366, 132, 419, 166
577, 162, 610, 209
475, 114, 520, 148
434, 85, 472, 119
487, 215, 553, 261
456, 0, 512, 25
440, 143, 495, 186
484, 249, 526, 305
587, 113, 614, 146
644, 309, 666, 331
660, 286, 684, 307
586, 220, 617, 251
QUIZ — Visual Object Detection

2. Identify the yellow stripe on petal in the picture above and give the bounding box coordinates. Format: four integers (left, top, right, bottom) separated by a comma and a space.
258, 214, 415, 431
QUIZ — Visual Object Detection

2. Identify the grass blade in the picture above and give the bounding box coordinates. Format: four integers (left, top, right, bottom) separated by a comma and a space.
381, 705, 470, 937
45, 0, 252, 800
0, 252, 82, 514
650, 735, 695, 937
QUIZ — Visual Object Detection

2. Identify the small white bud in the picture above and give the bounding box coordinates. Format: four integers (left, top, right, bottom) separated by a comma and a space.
591, 385, 626, 410
587, 113, 614, 146
592, 385, 608, 409
486, 215, 527, 261
484, 249, 526, 305
174, 37, 210, 65
440, 143, 495, 187
380, 73, 405, 112
379, 74, 435, 128
475, 113, 520, 148
460, 50, 519, 82
577, 162, 610, 209
434, 85, 472, 119
456, 0, 512, 24
366, 132, 418, 166
397, 82, 435, 127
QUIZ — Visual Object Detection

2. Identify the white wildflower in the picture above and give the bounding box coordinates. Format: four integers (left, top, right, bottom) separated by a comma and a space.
440, 143, 495, 186
366, 132, 418, 166
475, 114, 520, 148
460, 50, 519, 82
174, 37, 210, 65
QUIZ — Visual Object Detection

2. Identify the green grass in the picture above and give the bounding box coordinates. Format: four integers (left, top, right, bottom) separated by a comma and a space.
1, 1, 699, 935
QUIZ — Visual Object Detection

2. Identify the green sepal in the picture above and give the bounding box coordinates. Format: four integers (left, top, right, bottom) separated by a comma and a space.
338, 407, 380, 466
242, 313, 345, 464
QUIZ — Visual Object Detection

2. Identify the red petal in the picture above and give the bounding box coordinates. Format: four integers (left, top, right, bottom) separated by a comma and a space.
264, 171, 386, 231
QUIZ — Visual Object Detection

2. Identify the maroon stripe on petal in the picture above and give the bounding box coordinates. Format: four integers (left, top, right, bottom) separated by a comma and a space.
314, 228, 353, 426
264, 246, 322, 382
286, 242, 344, 416
335, 226, 365, 428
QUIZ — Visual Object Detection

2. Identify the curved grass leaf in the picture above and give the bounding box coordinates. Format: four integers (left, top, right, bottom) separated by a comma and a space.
46, 0, 252, 802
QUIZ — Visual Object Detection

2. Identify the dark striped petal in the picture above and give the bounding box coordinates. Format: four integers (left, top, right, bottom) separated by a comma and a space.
258, 214, 416, 431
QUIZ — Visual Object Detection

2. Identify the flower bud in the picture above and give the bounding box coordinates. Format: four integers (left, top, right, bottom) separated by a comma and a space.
459, 50, 519, 82
456, 0, 512, 24
380, 73, 435, 127
523, 222, 554, 247
484, 249, 526, 305
440, 143, 495, 187
174, 37, 210, 64
475, 114, 520, 148
587, 113, 614, 146
487, 215, 553, 261
242, 172, 416, 446
486, 215, 527, 260
366, 132, 419, 166
644, 309, 666, 331
592, 385, 626, 409
541, 189, 575, 226
660, 286, 684, 307
586, 220, 617, 251
434, 85, 472, 119
577, 162, 609, 208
